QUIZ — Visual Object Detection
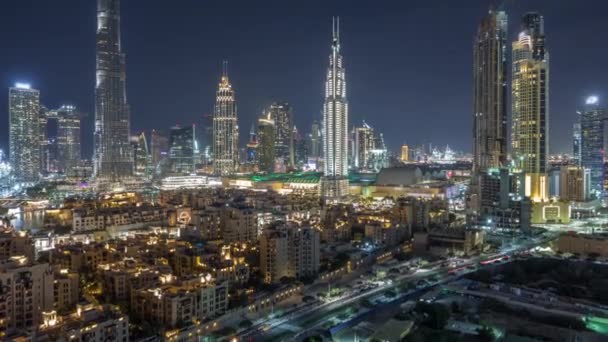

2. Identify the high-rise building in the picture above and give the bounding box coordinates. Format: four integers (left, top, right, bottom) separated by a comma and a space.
354, 121, 375, 171
369, 132, 389, 172
169, 125, 196, 175
521, 12, 546, 61
267, 102, 294, 168
257, 113, 276, 173
94, 0, 133, 180
213, 62, 238, 175
401, 144, 409, 162
150, 129, 169, 168
473, 9, 508, 173
579, 96, 605, 196
54, 105, 81, 176
38, 106, 50, 175
321, 17, 349, 198
246, 123, 258, 165
511, 13, 549, 201
131, 132, 150, 177
294, 126, 308, 166
307, 120, 322, 159
573, 122, 581, 166
9, 83, 41, 183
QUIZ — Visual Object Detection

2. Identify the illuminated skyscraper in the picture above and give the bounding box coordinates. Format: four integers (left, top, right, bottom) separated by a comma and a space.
573, 122, 581, 166
257, 113, 276, 173
213, 62, 238, 175
94, 0, 132, 180
169, 125, 196, 175
55, 105, 81, 176
401, 145, 409, 162
267, 102, 294, 168
354, 121, 374, 171
321, 17, 349, 198
150, 129, 168, 168
473, 9, 508, 173
131, 132, 150, 178
511, 13, 549, 201
9, 83, 41, 183
579, 96, 605, 196
308, 120, 322, 159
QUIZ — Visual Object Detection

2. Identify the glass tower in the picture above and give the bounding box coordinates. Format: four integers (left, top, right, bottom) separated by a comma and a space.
511, 13, 549, 201
94, 0, 133, 180
9, 84, 41, 183
580, 96, 605, 196
321, 17, 349, 198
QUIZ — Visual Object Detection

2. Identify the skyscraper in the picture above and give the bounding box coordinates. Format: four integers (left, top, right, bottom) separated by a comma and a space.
354, 121, 374, 171
473, 9, 508, 173
573, 122, 581, 166
321, 17, 349, 198
150, 129, 168, 168
169, 125, 196, 175
579, 96, 605, 196
94, 0, 133, 180
267, 102, 294, 168
511, 13, 549, 201
55, 105, 81, 176
308, 120, 322, 159
257, 113, 276, 173
213, 62, 238, 175
9, 83, 41, 183
401, 144, 409, 162
131, 131, 150, 178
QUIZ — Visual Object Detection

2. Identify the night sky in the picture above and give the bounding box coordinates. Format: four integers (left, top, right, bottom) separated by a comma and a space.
1, 0, 607, 157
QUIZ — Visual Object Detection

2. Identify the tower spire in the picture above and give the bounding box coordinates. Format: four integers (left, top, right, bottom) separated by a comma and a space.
222, 60, 228, 78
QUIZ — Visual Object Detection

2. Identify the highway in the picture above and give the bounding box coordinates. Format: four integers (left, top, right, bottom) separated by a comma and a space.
239, 232, 558, 341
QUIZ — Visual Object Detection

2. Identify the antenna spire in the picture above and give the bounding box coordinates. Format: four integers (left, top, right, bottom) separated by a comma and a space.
332, 16, 340, 43
222, 60, 228, 78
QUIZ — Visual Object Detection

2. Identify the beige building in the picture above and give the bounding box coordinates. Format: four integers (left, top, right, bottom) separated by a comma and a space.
401, 144, 409, 162
559, 165, 589, 202
0, 229, 35, 261
288, 227, 321, 279
131, 279, 228, 328
221, 205, 258, 243
54, 269, 79, 312
0, 257, 54, 333
414, 228, 485, 256
260, 229, 289, 284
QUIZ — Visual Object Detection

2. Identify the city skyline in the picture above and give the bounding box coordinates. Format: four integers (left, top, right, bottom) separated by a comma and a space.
1, 1, 607, 157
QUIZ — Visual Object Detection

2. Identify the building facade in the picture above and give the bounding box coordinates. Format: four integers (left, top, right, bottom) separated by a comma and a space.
511, 13, 549, 201
267, 102, 294, 168
473, 9, 508, 173
169, 125, 196, 175
55, 105, 81, 176
94, 0, 133, 180
579, 96, 605, 196
9, 84, 41, 183
212, 63, 238, 176
257, 113, 276, 173
322, 18, 349, 198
